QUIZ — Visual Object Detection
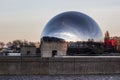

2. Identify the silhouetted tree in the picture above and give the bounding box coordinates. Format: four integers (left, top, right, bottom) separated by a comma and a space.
0, 42, 5, 49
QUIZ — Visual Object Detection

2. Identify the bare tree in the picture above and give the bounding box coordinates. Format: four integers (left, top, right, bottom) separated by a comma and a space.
0, 42, 5, 49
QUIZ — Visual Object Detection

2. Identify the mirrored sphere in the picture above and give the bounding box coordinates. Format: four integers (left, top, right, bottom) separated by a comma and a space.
41, 11, 103, 41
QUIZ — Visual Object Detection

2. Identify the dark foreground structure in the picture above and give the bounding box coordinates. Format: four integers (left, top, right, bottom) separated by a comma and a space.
0, 56, 120, 75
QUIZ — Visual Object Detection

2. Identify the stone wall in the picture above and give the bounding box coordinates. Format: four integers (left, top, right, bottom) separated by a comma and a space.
20, 46, 36, 56
41, 41, 67, 57
0, 56, 120, 75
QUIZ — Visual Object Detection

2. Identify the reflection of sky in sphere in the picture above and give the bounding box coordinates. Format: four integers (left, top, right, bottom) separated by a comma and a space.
41, 11, 103, 41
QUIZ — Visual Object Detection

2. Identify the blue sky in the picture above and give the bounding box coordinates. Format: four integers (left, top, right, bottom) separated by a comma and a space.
0, 0, 120, 42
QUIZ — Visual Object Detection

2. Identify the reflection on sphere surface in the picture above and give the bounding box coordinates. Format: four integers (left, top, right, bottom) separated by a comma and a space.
41, 11, 102, 41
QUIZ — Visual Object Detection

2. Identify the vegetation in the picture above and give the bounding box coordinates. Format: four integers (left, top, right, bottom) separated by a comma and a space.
0, 40, 40, 53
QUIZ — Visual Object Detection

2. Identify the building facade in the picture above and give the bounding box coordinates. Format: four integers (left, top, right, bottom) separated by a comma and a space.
20, 46, 36, 56
40, 37, 67, 57
104, 31, 120, 52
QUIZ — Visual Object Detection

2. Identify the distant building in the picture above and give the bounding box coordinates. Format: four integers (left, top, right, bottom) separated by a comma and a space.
67, 40, 103, 55
40, 37, 67, 57
20, 46, 36, 56
7, 53, 21, 56
104, 31, 120, 52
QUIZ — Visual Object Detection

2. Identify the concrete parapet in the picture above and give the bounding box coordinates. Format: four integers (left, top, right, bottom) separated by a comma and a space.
0, 56, 120, 75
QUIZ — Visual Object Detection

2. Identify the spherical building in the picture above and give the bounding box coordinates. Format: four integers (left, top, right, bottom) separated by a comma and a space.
41, 11, 103, 41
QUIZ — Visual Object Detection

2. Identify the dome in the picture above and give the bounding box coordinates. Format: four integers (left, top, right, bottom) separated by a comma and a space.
41, 11, 103, 41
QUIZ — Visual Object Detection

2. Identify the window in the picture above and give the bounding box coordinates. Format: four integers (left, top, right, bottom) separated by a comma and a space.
27, 51, 30, 55
52, 50, 57, 57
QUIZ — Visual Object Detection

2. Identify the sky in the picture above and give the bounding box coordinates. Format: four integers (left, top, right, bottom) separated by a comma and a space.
0, 0, 120, 43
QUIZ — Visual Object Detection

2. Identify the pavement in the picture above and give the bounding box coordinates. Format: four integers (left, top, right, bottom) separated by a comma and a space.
0, 75, 120, 80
